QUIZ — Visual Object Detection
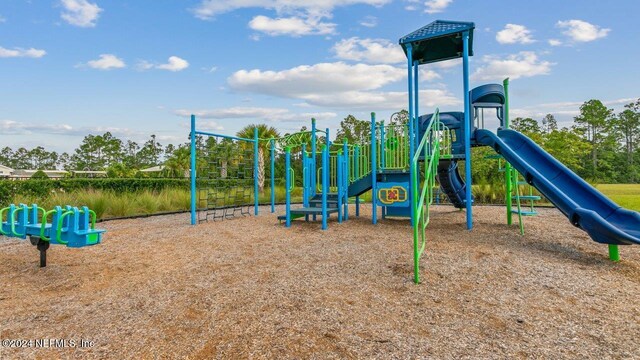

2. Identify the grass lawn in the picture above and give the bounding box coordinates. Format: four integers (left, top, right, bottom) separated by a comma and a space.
596, 184, 640, 211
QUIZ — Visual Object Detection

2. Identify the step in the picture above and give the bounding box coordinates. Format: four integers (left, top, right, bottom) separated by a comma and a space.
290, 207, 339, 215
513, 195, 541, 201
309, 199, 339, 207
311, 193, 338, 201
277, 213, 306, 222
511, 210, 538, 216
378, 169, 409, 174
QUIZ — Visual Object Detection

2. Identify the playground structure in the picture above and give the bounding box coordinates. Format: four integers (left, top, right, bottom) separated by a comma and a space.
189, 20, 640, 284
0, 204, 105, 267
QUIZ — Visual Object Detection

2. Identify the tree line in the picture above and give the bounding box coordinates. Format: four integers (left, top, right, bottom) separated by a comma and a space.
1, 134, 168, 177
504, 98, 639, 183
1, 98, 638, 184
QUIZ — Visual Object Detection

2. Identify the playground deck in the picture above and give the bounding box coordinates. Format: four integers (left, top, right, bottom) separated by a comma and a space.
1, 205, 639, 359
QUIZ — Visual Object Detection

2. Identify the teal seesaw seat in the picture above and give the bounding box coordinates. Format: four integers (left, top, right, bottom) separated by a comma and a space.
0, 203, 106, 267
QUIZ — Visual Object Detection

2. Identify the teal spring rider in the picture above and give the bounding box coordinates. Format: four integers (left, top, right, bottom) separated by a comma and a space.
0, 203, 106, 267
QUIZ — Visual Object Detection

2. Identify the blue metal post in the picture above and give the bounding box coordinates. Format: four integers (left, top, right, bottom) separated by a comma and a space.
253, 127, 259, 216
302, 143, 308, 207
343, 139, 349, 221
285, 147, 291, 227
311, 118, 317, 196
355, 145, 360, 217
407, 44, 415, 226
371, 112, 377, 225
270, 138, 275, 213
322, 145, 328, 230
463, 30, 473, 230
190, 115, 196, 225
337, 153, 343, 223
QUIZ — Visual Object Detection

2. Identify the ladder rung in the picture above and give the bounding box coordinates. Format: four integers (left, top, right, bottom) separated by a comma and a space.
513, 196, 541, 201
511, 210, 538, 216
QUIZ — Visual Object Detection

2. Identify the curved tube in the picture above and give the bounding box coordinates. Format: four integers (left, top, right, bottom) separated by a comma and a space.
55, 211, 73, 245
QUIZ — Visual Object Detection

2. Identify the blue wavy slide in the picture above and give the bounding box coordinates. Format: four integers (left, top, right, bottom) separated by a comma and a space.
476, 129, 640, 245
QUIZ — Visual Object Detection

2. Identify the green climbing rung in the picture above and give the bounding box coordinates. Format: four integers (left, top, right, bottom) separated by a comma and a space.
511, 209, 538, 216
513, 195, 541, 201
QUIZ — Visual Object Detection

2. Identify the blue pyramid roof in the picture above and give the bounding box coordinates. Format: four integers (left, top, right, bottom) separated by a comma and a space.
399, 20, 475, 65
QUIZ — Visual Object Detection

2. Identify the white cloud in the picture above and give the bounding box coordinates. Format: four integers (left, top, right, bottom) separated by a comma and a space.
84, 54, 126, 70
332, 37, 406, 64
424, 0, 452, 14
472, 51, 553, 81
226, 61, 460, 110
0, 46, 46, 58
192, 0, 389, 19
556, 20, 610, 42
195, 120, 225, 131
156, 56, 189, 72
0, 15, 6, 23
496, 24, 535, 44
135, 60, 154, 71
419, 69, 441, 81
249, 15, 335, 36
60, 0, 102, 28
176, 107, 289, 120
192, 0, 389, 36
138, 56, 190, 72
0, 119, 136, 137
359, 16, 377, 28
548, 39, 562, 46
228, 62, 405, 98
174, 107, 337, 123
300, 89, 459, 110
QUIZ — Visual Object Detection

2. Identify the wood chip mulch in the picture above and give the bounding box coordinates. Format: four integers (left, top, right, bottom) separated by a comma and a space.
1, 205, 639, 359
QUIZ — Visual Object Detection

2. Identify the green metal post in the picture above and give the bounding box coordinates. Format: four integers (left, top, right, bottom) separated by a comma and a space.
513, 169, 524, 235
503, 78, 512, 225
609, 245, 620, 262
253, 127, 259, 215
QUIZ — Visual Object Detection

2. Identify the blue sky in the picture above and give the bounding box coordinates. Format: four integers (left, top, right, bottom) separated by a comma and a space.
1, 0, 639, 153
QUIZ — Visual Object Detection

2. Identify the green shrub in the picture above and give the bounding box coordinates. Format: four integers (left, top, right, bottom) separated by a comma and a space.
0, 178, 191, 207
31, 170, 49, 179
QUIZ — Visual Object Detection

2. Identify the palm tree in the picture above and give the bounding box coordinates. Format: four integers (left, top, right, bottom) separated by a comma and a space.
215, 138, 235, 179
164, 146, 190, 178
236, 124, 280, 192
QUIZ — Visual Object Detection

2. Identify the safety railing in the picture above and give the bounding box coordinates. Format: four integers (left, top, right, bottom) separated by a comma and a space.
378, 123, 410, 171
350, 143, 371, 182
411, 109, 445, 284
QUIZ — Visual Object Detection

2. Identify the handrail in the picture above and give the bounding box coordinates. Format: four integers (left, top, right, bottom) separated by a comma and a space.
40, 209, 58, 241
288, 168, 295, 191
56, 210, 73, 245
411, 109, 442, 284
0, 206, 9, 236
11, 206, 26, 237
34, 206, 45, 225
88, 210, 97, 230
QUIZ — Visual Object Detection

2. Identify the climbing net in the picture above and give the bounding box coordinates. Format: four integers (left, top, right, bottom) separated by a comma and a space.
197, 138, 255, 222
